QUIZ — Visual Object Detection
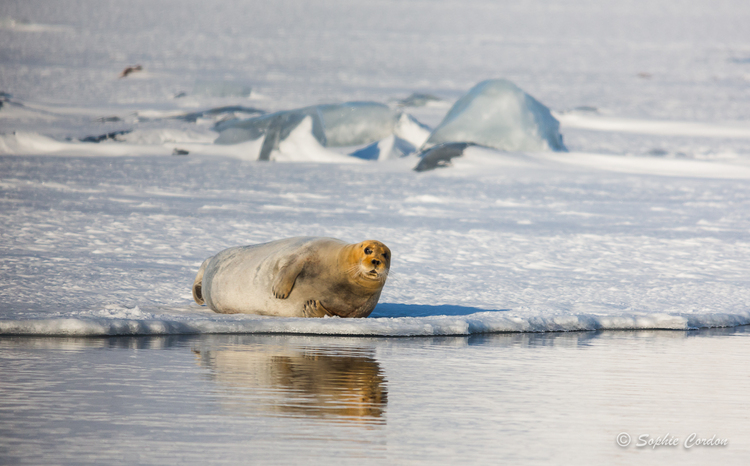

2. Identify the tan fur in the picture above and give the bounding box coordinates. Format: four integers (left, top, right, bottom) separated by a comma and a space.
192, 237, 390, 318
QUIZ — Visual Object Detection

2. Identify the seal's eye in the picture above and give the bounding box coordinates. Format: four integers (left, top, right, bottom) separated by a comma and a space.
364, 247, 373, 255
383, 253, 388, 260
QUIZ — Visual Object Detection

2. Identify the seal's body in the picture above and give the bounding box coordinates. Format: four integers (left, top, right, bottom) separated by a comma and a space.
192, 237, 390, 318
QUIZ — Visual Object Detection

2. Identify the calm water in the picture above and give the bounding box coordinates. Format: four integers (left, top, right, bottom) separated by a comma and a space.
1, 327, 748, 465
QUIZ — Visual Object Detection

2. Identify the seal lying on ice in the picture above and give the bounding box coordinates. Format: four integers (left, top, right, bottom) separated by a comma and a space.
192, 237, 390, 318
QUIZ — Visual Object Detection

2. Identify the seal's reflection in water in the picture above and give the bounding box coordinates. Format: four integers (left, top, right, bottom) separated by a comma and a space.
193, 335, 388, 425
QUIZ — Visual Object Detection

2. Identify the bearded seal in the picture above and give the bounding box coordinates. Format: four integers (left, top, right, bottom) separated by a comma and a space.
192, 237, 390, 318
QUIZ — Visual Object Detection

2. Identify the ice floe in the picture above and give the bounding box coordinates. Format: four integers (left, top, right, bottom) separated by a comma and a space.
1, 304, 748, 337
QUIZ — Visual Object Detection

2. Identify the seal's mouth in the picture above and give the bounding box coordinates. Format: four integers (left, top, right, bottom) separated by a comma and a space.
364, 268, 384, 279
357, 262, 386, 282
359, 267, 383, 281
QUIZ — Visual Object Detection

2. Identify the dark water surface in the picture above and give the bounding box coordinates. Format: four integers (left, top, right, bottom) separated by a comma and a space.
1, 327, 748, 465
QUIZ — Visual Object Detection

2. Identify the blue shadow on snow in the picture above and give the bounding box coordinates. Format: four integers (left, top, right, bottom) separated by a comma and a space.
370, 303, 510, 318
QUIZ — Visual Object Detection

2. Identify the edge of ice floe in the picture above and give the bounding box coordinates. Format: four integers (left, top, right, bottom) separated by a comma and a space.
1, 309, 748, 337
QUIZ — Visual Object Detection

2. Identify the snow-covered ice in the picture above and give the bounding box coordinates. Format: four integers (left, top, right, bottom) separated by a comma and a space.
2, 150, 750, 337
2, 0, 750, 338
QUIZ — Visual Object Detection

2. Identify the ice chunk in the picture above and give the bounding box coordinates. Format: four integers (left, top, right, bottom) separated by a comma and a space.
213, 127, 263, 145
215, 102, 397, 148
270, 116, 362, 163
214, 113, 273, 141
214, 109, 327, 161
257, 111, 327, 161
393, 112, 432, 148
315, 101, 398, 147
423, 79, 566, 152
350, 135, 416, 161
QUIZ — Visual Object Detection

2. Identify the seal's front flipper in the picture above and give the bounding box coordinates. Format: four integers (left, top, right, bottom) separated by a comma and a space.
302, 299, 336, 318
271, 256, 305, 299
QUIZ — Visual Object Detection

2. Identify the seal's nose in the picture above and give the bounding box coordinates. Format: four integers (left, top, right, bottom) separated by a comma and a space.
371, 259, 381, 266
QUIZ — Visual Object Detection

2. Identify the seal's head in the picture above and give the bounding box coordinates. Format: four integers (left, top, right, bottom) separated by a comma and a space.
345, 240, 391, 288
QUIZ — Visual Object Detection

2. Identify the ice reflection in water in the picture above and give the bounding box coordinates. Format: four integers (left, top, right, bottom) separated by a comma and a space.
192, 336, 387, 423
